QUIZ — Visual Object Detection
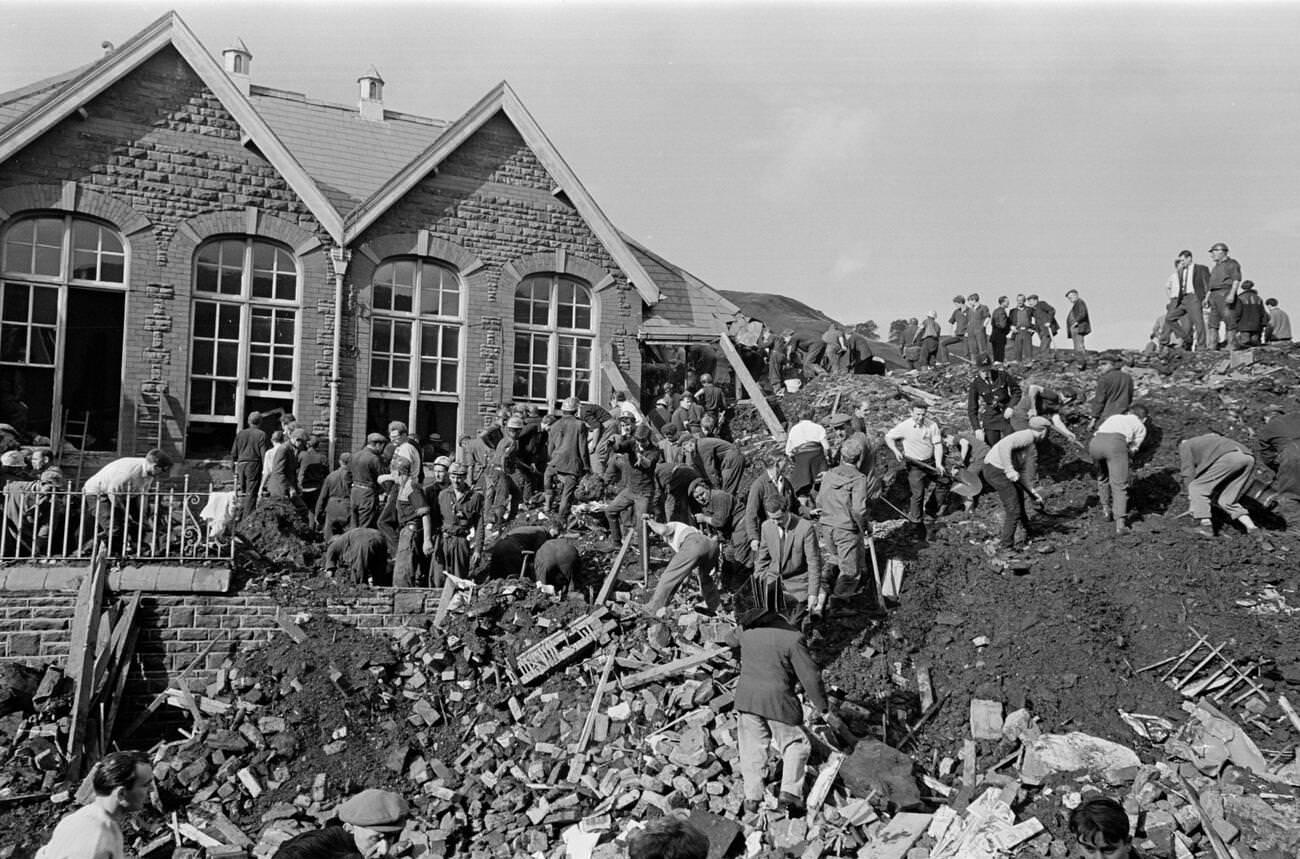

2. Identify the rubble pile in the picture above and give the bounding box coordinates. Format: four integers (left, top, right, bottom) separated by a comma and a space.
3, 347, 1299, 858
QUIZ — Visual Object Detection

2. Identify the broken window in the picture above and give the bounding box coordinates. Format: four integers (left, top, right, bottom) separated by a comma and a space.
0, 214, 127, 446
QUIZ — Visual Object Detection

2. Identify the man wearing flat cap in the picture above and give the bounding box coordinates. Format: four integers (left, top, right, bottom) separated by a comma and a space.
272, 788, 408, 858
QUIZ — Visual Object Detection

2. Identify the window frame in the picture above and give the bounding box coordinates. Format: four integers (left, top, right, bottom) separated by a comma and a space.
512, 273, 596, 407
0, 214, 129, 450
366, 256, 466, 431
187, 236, 302, 432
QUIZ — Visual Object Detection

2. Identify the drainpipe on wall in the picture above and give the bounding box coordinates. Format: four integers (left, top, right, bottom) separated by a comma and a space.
327, 247, 352, 467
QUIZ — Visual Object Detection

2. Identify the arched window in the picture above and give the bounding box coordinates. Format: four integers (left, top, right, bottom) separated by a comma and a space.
0, 214, 127, 448
366, 258, 462, 444
512, 274, 594, 405
187, 237, 300, 456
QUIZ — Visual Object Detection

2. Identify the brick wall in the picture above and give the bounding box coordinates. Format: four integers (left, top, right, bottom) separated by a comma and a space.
0, 47, 337, 456
0, 50, 649, 461
351, 113, 644, 437
0, 586, 438, 720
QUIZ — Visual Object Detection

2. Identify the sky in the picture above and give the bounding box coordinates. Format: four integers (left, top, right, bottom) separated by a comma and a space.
3, 1, 1300, 349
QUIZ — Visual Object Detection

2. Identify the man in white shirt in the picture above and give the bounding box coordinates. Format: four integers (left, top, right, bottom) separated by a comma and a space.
388, 420, 422, 480
82, 449, 171, 553
784, 407, 830, 504
884, 402, 944, 537
37, 751, 153, 859
1265, 298, 1292, 343
981, 417, 1050, 551
644, 516, 719, 614
1088, 405, 1149, 534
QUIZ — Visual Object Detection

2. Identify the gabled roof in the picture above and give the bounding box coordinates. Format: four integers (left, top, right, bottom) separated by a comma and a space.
345, 81, 660, 305
249, 86, 446, 214
0, 12, 345, 241
629, 236, 742, 336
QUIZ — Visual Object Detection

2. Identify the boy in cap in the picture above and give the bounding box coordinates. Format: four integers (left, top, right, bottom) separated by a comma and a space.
438, 462, 484, 578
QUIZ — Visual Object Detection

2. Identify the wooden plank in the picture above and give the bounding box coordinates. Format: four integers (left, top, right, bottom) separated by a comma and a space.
65, 548, 109, 780
858, 812, 932, 859
103, 624, 140, 742
92, 591, 141, 700
600, 359, 633, 399
595, 528, 637, 604
915, 665, 934, 712
717, 332, 786, 441
622, 647, 727, 689
806, 750, 845, 819
575, 649, 617, 756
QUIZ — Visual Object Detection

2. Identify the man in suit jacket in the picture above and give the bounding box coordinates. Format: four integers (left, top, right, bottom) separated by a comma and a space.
1174, 250, 1211, 350
744, 454, 798, 551
755, 495, 823, 615
1065, 290, 1091, 357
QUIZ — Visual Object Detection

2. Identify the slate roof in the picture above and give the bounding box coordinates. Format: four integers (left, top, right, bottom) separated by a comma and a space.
0, 62, 98, 128
248, 86, 447, 213
628, 236, 742, 337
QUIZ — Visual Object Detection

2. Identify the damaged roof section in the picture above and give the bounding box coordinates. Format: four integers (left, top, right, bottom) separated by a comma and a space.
629, 236, 748, 341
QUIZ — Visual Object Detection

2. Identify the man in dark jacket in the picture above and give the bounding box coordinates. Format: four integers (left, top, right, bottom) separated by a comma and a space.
734, 578, 839, 815
686, 435, 745, 497
1167, 251, 1210, 350
544, 396, 589, 525
1228, 280, 1266, 349
755, 495, 823, 615
689, 478, 748, 567
315, 453, 352, 538
604, 424, 661, 547
696, 373, 728, 427
1088, 354, 1134, 427
230, 411, 269, 512
1007, 295, 1034, 363
1065, 290, 1090, 357
967, 356, 1020, 445
438, 462, 485, 577
1026, 294, 1058, 358
350, 433, 387, 529
744, 453, 797, 552
990, 296, 1011, 363
1205, 242, 1243, 349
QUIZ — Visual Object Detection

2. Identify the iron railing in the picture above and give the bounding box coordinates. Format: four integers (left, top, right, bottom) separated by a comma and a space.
0, 476, 235, 563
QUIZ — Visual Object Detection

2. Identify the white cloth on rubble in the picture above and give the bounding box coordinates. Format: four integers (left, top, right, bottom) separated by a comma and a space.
200, 490, 238, 539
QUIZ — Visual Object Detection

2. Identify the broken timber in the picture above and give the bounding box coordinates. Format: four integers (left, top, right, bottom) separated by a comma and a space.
65, 546, 109, 781
595, 528, 637, 604
622, 647, 728, 689
717, 331, 786, 442
513, 608, 618, 685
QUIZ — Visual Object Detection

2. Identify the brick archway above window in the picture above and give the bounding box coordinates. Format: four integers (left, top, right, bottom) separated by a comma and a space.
171, 210, 324, 261
0, 182, 152, 235
501, 250, 616, 294
349, 232, 484, 286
